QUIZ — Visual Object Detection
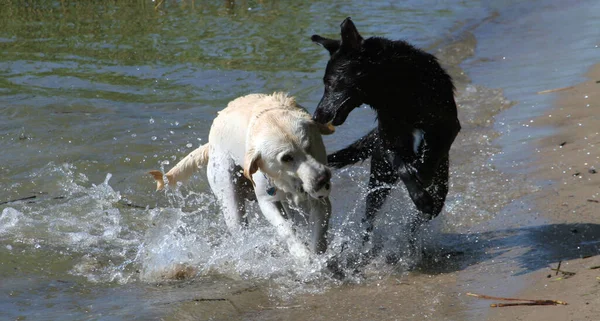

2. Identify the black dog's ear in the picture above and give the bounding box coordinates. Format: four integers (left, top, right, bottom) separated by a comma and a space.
311, 35, 341, 56
340, 17, 363, 50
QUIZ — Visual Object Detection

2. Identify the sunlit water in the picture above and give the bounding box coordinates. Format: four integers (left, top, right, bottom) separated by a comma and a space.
1, 0, 599, 320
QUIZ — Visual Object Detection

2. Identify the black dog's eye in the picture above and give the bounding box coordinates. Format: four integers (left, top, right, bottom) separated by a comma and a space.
281, 154, 294, 163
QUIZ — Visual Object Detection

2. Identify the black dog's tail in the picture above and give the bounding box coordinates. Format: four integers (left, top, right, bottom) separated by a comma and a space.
327, 128, 378, 168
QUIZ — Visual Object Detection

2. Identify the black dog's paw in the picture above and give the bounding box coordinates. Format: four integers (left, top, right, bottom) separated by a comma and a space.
412, 190, 436, 217
326, 258, 347, 280
327, 152, 359, 169
326, 250, 374, 280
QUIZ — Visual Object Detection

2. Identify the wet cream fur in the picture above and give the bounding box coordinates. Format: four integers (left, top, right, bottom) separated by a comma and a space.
150, 92, 335, 259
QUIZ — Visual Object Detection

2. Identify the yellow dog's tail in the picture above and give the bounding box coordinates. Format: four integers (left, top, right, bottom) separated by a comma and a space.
149, 144, 210, 191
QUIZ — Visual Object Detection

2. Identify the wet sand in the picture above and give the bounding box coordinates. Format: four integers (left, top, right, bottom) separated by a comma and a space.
487, 63, 600, 320
163, 269, 473, 321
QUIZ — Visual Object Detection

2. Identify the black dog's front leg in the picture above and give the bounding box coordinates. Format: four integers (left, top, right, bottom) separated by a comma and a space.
327, 128, 378, 168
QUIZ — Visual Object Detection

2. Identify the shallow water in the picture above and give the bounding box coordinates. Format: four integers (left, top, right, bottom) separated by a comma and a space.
1, 0, 599, 320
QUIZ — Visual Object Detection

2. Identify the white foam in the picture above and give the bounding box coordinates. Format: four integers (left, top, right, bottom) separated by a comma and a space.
0, 207, 25, 235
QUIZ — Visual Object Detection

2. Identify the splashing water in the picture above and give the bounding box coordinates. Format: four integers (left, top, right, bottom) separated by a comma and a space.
1, 160, 434, 300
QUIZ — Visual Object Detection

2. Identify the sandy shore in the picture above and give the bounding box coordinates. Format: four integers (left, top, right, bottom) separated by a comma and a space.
487, 63, 600, 320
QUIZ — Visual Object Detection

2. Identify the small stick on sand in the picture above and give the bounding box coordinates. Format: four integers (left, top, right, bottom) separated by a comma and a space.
551, 261, 576, 276
551, 268, 576, 276
466, 292, 568, 306
537, 86, 575, 94
491, 302, 561, 307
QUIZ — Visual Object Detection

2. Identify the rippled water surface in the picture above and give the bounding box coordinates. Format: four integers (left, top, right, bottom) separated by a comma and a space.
1, 0, 599, 320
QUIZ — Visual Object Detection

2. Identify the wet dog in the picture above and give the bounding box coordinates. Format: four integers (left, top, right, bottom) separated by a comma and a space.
150, 93, 335, 259
311, 18, 461, 245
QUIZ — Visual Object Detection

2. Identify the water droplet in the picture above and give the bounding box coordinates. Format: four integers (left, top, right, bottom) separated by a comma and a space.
124, 157, 131, 162
149, 118, 155, 124
151, 136, 157, 141
131, 134, 137, 138
186, 143, 193, 148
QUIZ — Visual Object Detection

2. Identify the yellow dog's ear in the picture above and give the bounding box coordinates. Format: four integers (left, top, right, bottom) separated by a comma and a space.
316, 121, 335, 135
243, 149, 262, 186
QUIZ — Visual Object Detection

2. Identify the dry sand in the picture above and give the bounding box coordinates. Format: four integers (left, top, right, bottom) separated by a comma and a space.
486, 63, 600, 320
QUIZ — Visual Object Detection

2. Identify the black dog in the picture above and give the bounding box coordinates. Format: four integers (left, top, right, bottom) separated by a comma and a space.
312, 18, 461, 244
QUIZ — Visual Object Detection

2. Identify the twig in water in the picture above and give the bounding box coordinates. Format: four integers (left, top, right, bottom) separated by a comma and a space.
556, 261, 562, 276
0, 195, 37, 205
193, 298, 227, 302
116, 200, 151, 210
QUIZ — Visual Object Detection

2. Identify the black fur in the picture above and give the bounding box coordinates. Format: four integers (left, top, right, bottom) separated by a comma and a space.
312, 18, 461, 242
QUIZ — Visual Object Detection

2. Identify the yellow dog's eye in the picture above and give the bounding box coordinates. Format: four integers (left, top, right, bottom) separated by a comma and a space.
281, 154, 294, 163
